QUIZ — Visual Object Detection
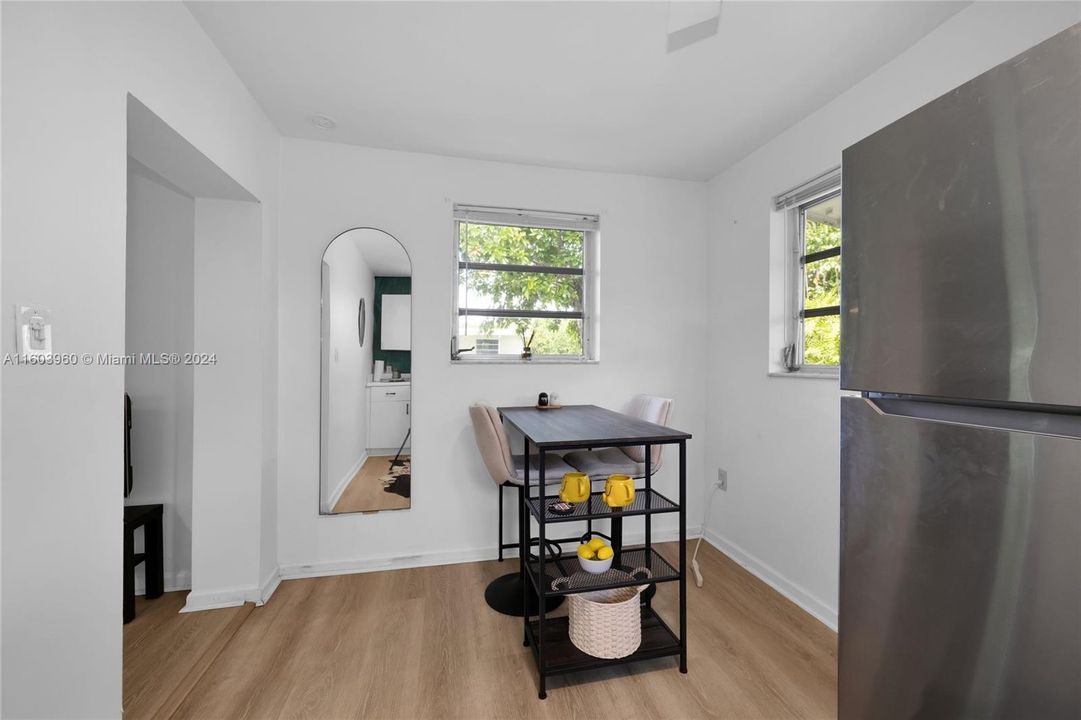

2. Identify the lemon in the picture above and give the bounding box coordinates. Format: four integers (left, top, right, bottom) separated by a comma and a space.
587, 537, 606, 552
596, 546, 614, 561
577, 545, 595, 560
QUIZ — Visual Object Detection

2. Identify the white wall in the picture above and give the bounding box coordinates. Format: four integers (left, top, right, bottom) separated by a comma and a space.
278, 138, 708, 574
322, 236, 375, 509
1, 3, 279, 717
189, 198, 266, 609
703, 1, 1081, 630
125, 164, 195, 593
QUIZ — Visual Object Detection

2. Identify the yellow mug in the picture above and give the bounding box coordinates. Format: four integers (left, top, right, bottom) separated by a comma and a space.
560, 472, 591, 504
603, 474, 636, 508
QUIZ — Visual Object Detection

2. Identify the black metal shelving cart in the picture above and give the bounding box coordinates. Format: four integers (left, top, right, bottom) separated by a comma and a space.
499, 404, 690, 700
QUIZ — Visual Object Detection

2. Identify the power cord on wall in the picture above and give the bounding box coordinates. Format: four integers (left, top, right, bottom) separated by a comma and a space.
691, 480, 723, 588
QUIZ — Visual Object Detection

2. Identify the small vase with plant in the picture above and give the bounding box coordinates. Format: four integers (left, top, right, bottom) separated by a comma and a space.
521, 328, 536, 360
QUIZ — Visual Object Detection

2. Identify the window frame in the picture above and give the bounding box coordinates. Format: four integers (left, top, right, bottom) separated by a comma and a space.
779, 171, 842, 375
451, 204, 599, 364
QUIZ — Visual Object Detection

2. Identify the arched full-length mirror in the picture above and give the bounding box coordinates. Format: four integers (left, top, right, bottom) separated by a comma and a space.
320, 228, 412, 514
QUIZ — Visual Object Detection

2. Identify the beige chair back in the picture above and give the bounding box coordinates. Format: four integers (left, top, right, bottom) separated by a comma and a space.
469, 404, 516, 485
622, 394, 673, 469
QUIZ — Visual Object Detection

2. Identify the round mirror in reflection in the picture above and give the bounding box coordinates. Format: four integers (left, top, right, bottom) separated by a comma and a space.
319, 228, 412, 514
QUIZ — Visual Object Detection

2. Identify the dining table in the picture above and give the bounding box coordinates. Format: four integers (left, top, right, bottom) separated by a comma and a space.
497, 403, 691, 699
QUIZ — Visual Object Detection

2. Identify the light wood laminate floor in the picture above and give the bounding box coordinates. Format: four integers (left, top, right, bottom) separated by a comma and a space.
332, 455, 410, 513
124, 542, 837, 719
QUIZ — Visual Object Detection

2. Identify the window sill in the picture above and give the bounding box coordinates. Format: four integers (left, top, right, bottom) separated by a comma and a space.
768, 369, 839, 380
452, 356, 599, 365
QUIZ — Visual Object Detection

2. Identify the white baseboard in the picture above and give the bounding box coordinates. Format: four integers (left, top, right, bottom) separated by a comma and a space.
280, 526, 700, 581
281, 547, 491, 580
257, 566, 281, 606
180, 584, 259, 613
168, 524, 839, 632
326, 452, 368, 512
701, 528, 837, 631
366, 447, 410, 456
185, 527, 706, 613
177, 567, 281, 613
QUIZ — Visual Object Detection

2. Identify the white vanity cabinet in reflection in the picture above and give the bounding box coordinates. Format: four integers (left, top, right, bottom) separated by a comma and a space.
368, 383, 411, 451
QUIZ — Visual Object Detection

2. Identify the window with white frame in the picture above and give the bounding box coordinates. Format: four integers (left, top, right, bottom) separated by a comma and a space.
775, 169, 842, 371
452, 204, 598, 361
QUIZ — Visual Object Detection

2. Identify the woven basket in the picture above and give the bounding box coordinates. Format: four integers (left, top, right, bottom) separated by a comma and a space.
552, 568, 652, 659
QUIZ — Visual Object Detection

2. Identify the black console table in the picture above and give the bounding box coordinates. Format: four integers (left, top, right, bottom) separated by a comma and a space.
124, 503, 164, 623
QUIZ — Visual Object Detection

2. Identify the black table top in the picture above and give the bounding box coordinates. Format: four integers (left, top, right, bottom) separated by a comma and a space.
498, 404, 691, 449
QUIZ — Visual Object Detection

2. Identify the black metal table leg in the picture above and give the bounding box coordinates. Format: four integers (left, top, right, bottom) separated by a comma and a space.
611, 513, 623, 565
123, 522, 135, 623
498, 484, 504, 562
538, 448, 548, 700
644, 444, 653, 608
522, 441, 530, 646
679, 439, 688, 674
144, 511, 164, 599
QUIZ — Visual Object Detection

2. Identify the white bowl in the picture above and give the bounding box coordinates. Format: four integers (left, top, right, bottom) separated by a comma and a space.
578, 553, 614, 574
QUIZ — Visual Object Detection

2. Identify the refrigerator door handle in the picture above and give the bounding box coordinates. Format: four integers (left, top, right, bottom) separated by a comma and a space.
865, 396, 1081, 440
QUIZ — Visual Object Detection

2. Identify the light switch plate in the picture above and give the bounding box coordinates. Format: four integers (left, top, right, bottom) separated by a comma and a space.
16, 305, 53, 356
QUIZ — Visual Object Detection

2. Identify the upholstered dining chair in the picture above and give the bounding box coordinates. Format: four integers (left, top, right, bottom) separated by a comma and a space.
562, 394, 674, 480
469, 403, 573, 616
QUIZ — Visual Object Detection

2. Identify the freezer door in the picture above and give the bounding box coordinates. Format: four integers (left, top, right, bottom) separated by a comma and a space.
840, 396, 1081, 720
841, 24, 1081, 406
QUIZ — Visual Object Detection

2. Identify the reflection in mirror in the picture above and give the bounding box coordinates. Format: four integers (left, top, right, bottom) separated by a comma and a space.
320, 228, 412, 514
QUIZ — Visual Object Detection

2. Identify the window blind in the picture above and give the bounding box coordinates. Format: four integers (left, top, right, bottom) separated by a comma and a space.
454, 204, 599, 232
772, 166, 841, 211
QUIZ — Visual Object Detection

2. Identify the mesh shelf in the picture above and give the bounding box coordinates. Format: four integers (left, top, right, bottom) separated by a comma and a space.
526, 489, 679, 523
527, 547, 679, 597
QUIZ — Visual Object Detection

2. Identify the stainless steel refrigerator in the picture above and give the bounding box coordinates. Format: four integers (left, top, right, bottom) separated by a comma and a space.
839, 24, 1080, 720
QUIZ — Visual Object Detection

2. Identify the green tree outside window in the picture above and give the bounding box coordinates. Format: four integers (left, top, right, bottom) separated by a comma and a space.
802, 218, 841, 366
459, 223, 585, 355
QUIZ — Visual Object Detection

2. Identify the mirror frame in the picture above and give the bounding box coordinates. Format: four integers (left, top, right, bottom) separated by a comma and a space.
319, 226, 413, 516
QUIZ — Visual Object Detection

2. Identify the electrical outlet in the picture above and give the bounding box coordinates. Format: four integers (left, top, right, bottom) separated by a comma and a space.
717, 468, 727, 491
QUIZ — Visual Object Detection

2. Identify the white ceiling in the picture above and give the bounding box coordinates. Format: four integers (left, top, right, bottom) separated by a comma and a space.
188, 1, 968, 181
